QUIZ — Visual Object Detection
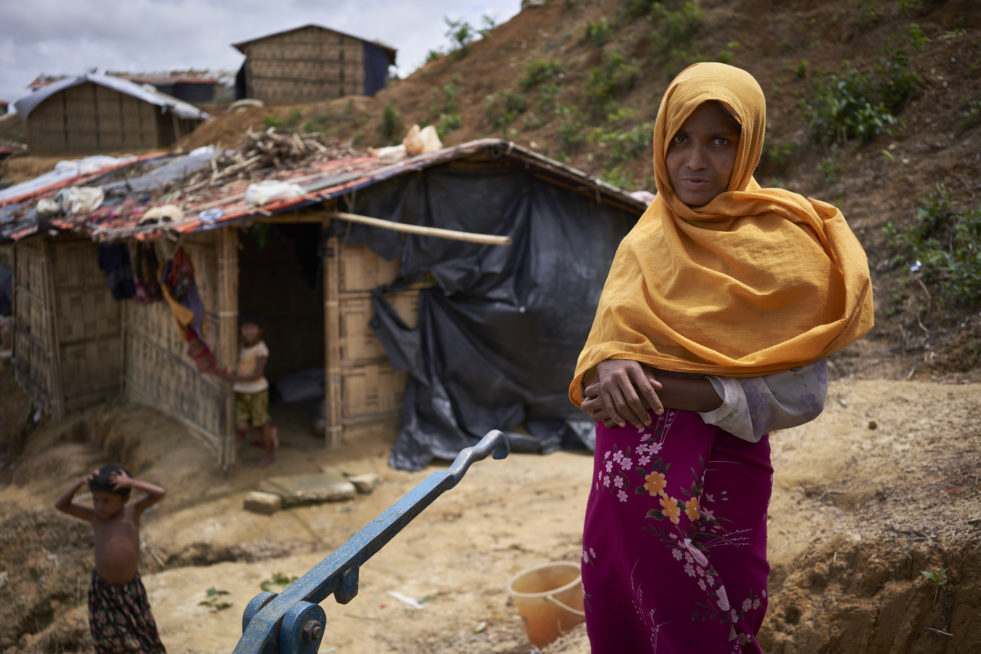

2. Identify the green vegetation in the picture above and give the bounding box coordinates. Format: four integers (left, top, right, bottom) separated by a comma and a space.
302, 112, 329, 134
285, 108, 303, 131
619, 0, 658, 20
817, 159, 839, 185
260, 572, 299, 593
921, 568, 950, 586
428, 79, 463, 137
437, 112, 463, 137
199, 587, 232, 612
717, 40, 738, 65
585, 17, 613, 47
380, 103, 403, 143
442, 14, 496, 59
558, 107, 587, 153
801, 25, 923, 147
794, 60, 809, 79
600, 164, 638, 189
760, 136, 796, 175
263, 114, 282, 129
904, 22, 930, 49
961, 98, 981, 130
537, 82, 563, 116
585, 52, 641, 117
444, 17, 476, 58
650, 0, 703, 48
885, 186, 981, 306
485, 90, 529, 130
800, 53, 918, 145
589, 122, 652, 165
520, 59, 565, 91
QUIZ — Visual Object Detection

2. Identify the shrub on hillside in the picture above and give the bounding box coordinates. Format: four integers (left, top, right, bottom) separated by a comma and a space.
885, 186, 981, 307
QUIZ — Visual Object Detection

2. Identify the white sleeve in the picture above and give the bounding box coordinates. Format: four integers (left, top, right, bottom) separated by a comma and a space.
697, 360, 828, 442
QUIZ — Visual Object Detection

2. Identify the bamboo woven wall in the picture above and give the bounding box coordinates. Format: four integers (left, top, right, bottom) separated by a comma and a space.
11, 239, 59, 415
10, 237, 122, 418
243, 26, 366, 103
50, 239, 122, 411
123, 233, 230, 453
25, 82, 198, 154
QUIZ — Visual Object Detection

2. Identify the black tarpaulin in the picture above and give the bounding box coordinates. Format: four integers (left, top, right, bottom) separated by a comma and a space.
332, 161, 638, 470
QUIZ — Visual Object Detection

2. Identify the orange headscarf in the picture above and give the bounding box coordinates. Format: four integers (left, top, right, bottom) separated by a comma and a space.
570, 62, 873, 406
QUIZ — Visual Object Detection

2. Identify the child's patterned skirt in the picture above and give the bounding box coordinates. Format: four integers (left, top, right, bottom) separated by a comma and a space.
88, 570, 166, 653
581, 409, 772, 653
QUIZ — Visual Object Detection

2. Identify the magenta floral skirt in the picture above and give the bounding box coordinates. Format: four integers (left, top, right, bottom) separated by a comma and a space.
581, 409, 772, 653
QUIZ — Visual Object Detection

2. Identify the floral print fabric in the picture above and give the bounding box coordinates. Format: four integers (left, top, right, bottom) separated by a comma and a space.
581, 409, 772, 653
88, 570, 166, 653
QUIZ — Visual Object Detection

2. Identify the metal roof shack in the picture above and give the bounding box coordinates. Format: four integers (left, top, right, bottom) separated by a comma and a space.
13, 73, 210, 154
1, 138, 646, 470
232, 24, 398, 103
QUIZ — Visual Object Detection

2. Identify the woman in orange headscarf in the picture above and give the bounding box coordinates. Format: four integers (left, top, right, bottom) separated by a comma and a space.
571, 63, 872, 653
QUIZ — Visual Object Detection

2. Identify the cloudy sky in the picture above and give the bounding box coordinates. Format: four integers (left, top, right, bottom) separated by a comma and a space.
0, 0, 522, 109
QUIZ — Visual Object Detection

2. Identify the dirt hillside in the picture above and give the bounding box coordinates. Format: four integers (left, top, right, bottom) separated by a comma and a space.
2, 1, 981, 653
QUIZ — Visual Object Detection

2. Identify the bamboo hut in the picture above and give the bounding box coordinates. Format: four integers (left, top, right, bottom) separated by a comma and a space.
0, 139, 644, 469
13, 73, 210, 154
233, 24, 397, 103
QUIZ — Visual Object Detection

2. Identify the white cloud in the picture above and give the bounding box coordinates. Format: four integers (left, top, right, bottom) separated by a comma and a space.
0, 0, 520, 107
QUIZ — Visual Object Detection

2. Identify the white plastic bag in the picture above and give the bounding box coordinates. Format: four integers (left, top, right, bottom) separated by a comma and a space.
57, 186, 105, 215
244, 180, 305, 206
403, 124, 443, 156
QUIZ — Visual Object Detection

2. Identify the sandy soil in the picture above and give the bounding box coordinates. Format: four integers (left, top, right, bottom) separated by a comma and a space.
2, 1, 980, 652
1, 350, 979, 653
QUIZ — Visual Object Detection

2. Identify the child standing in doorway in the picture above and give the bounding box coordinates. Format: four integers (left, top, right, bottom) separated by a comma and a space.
215, 311, 279, 467
54, 465, 167, 654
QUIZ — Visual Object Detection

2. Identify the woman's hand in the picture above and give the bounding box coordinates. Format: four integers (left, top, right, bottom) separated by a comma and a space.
583, 360, 664, 428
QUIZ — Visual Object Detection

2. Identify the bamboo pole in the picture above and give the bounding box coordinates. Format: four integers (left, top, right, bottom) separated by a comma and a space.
328, 211, 512, 246
323, 233, 343, 448
217, 228, 239, 469
42, 239, 65, 421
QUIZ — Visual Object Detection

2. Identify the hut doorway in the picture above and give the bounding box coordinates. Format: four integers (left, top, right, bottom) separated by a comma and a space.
237, 222, 325, 442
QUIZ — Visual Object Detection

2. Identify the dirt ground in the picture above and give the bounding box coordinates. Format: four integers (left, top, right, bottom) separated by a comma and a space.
2, 342, 979, 653
2, 1, 981, 652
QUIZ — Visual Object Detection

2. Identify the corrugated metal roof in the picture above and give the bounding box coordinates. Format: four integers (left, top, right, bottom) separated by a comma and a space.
0, 139, 647, 243
13, 73, 212, 121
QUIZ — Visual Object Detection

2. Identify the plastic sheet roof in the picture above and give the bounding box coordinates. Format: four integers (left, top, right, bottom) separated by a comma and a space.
13, 72, 211, 121
0, 139, 647, 243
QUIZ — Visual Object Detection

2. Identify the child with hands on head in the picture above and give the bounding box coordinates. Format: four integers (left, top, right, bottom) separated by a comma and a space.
54, 465, 167, 653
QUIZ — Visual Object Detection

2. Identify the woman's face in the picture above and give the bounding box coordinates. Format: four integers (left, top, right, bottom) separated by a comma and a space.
665, 101, 741, 208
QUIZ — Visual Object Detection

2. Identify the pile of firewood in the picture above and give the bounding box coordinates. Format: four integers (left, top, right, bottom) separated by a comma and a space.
181, 128, 366, 192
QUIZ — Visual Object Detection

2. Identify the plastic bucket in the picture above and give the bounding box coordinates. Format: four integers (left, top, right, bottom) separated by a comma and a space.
507, 561, 585, 648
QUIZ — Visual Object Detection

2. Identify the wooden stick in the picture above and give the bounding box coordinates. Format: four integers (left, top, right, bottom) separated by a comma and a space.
217, 228, 238, 470
329, 211, 511, 246
323, 233, 343, 449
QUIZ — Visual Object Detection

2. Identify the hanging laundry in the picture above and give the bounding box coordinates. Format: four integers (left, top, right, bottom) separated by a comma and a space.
159, 247, 215, 373
96, 243, 136, 300
165, 246, 195, 300
130, 242, 162, 303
